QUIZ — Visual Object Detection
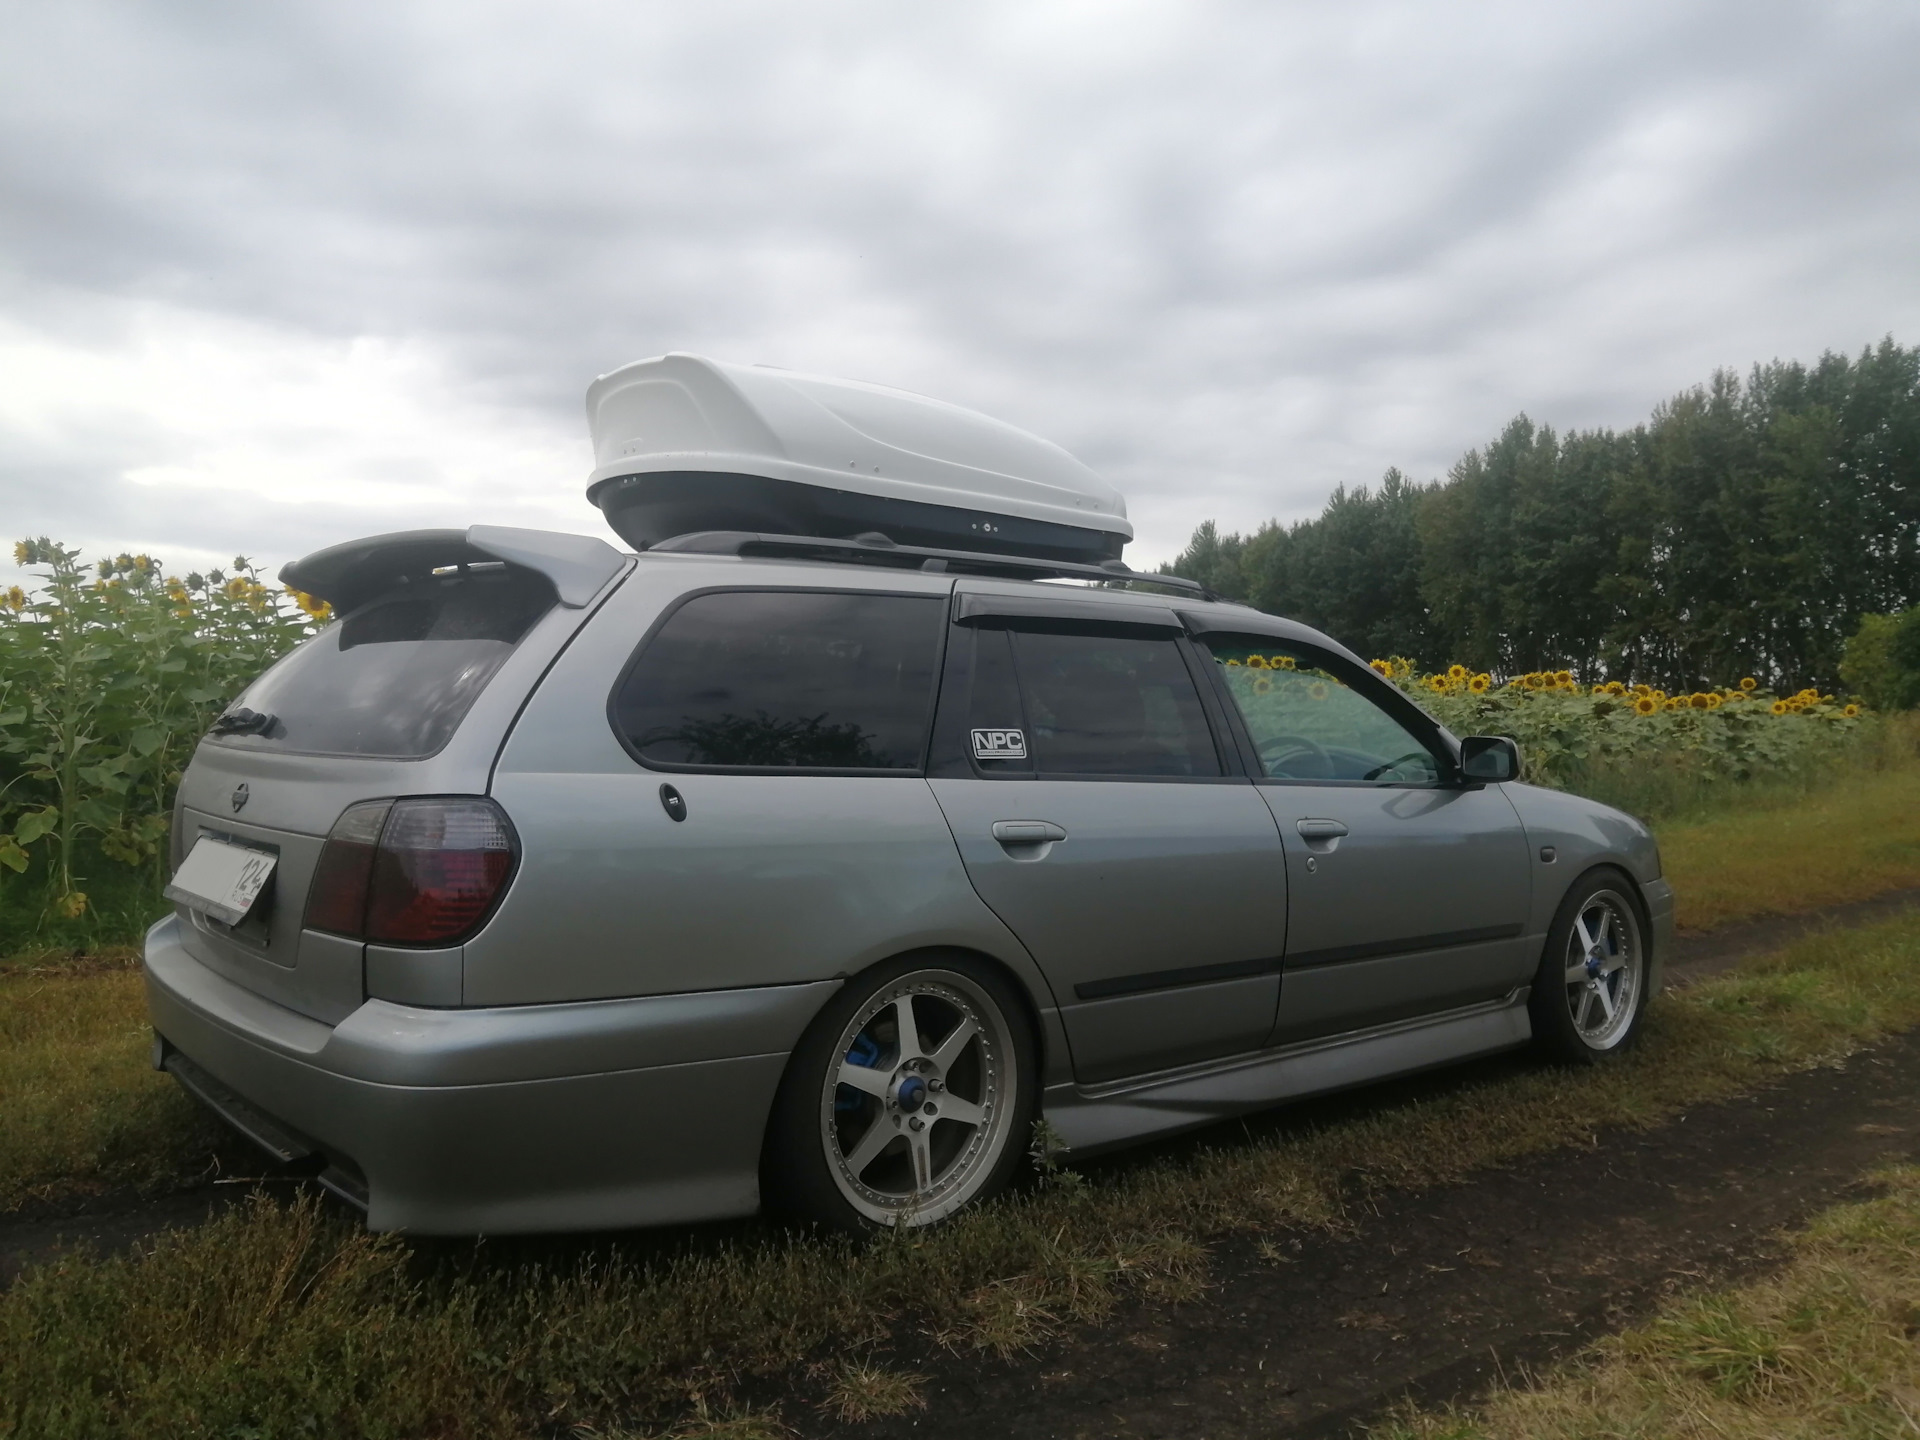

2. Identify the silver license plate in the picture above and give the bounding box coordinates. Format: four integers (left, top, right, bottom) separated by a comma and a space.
165, 837, 278, 926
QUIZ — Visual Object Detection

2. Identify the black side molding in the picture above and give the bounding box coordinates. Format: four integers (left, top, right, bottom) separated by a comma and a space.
1075, 954, 1278, 1001
1285, 923, 1524, 971
1071, 922, 1526, 1002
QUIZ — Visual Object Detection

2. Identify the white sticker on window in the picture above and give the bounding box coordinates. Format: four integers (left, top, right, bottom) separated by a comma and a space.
971, 727, 1027, 761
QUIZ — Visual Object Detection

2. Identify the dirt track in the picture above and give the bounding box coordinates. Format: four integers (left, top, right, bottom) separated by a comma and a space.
816, 1018, 1920, 1440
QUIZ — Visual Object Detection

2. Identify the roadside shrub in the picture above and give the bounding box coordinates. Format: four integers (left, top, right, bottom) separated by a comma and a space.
1840, 607, 1920, 712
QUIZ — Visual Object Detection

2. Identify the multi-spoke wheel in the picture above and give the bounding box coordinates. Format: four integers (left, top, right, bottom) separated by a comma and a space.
763, 955, 1036, 1230
1529, 870, 1649, 1063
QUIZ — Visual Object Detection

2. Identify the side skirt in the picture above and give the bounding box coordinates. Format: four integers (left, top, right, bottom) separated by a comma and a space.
1041, 989, 1533, 1158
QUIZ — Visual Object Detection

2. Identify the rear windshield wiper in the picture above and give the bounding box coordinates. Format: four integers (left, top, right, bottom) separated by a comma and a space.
211, 707, 277, 738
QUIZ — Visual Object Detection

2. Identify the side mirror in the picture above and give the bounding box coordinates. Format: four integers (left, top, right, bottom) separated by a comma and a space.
1460, 735, 1521, 783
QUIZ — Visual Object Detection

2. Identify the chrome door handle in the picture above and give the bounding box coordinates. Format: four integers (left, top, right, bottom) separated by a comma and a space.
1296, 818, 1349, 840
992, 820, 1068, 845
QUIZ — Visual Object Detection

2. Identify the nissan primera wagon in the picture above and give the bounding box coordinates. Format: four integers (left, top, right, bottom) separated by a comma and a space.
147, 356, 1674, 1234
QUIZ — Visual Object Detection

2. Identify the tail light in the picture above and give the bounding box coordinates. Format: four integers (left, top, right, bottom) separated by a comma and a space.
304, 798, 517, 945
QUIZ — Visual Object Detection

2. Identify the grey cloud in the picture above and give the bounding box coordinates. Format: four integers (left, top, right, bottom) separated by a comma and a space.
1, 0, 1917, 571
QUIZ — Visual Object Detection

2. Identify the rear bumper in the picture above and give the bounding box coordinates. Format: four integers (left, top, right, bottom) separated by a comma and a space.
143, 913, 835, 1234
1644, 875, 1676, 993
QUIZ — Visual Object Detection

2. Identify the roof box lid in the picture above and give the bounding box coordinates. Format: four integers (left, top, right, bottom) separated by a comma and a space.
583, 354, 1132, 560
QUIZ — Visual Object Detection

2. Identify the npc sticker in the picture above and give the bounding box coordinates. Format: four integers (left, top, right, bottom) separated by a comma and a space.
971, 727, 1027, 761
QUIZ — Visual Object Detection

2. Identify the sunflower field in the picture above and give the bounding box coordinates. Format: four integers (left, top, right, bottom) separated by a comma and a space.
0, 538, 325, 939
1366, 657, 1867, 797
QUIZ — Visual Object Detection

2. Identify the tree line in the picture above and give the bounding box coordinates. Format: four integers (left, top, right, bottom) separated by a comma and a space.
1163, 337, 1920, 693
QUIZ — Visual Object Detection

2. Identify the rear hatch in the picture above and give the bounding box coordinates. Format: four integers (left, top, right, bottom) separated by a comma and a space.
168, 528, 627, 1023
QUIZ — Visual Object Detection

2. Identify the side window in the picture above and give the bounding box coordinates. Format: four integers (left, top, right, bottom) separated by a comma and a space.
613, 590, 945, 771
961, 626, 1033, 774
1004, 624, 1222, 778
1204, 637, 1441, 784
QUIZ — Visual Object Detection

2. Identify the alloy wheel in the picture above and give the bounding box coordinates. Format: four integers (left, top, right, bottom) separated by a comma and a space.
1560, 888, 1643, 1051
818, 969, 1016, 1226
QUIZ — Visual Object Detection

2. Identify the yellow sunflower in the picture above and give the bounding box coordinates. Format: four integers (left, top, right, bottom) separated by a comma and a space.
1251, 676, 1274, 695
1277, 656, 1297, 670
1308, 681, 1330, 701
1633, 695, 1658, 715
1427, 675, 1449, 693
1844, 703, 1861, 717
1447, 664, 1468, 681
1468, 673, 1491, 693
1369, 659, 1393, 678
1770, 700, 1789, 715
1246, 655, 1269, 670
1739, 676, 1757, 691
1554, 670, 1572, 685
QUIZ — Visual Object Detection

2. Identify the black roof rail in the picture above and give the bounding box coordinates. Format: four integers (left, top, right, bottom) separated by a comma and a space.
648, 530, 1223, 602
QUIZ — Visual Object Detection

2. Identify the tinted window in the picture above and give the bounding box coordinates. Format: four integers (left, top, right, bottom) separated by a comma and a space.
1010, 626, 1220, 777
960, 627, 1032, 774
616, 591, 944, 770
1205, 637, 1441, 783
216, 569, 554, 758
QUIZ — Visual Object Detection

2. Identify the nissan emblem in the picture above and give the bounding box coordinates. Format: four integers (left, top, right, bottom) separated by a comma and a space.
231, 783, 250, 814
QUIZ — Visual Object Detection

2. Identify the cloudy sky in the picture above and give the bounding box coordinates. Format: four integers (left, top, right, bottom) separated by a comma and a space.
3, 0, 1917, 589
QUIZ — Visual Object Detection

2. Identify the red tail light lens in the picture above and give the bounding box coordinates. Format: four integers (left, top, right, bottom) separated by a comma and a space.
304, 798, 516, 945
365, 799, 517, 944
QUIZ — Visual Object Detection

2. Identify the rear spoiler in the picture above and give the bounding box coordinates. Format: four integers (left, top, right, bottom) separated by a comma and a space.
279, 526, 628, 615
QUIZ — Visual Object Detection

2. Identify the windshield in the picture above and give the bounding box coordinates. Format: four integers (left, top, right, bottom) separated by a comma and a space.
212, 568, 554, 758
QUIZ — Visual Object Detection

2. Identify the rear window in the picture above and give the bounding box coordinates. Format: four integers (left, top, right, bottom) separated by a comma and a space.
613, 590, 945, 771
215, 569, 554, 758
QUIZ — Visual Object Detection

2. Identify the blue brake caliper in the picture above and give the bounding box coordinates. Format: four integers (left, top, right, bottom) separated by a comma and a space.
837, 1031, 883, 1113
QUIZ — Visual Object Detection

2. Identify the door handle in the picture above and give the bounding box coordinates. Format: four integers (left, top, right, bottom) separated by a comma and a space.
1296, 818, 1349, 851
992, 820, 1068, 846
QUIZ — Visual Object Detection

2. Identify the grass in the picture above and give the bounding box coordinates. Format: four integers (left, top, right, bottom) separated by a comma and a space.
8, 912, 1920, 1437
0, 954, 235, 1210
1658, 720, 1920, 931
1371, 1163, 1920, 1440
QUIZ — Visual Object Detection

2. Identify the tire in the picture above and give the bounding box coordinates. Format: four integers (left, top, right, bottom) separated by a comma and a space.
1528, 867, 1651, 1064
762, 952, 1038, 1231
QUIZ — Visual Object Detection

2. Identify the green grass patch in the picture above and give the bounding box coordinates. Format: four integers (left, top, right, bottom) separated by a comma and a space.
1372, 1162, 1920, 1439
7, 913, 1920, 1439
0, 958, 233, 1210
1659, 722, 1920, 930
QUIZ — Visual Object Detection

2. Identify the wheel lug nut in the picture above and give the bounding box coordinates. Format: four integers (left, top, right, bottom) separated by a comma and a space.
909, 1116, 924, 1131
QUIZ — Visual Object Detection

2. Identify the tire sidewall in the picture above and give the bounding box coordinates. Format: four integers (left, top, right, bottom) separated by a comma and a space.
1529, 865, 1652, 1065
762, 951, 1039, 1232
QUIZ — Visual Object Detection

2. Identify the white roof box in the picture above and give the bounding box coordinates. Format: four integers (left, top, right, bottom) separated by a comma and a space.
584, 354, 1132, 562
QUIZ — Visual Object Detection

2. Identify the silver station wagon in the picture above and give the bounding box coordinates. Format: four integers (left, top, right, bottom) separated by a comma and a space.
147, 355, 1675, 1233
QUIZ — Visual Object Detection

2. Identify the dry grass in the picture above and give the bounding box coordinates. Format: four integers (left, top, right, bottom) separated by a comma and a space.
1657, 716, 1920, 931
819, 1358, 928, 1424
8, 913, 1920, 1438
1371, 1163, 1920, 1440
0, 961, 231, 1209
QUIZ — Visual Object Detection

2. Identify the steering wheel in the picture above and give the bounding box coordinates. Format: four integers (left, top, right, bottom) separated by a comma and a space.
1363, 750, 1435, 782
1257, 733, 1333, 779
